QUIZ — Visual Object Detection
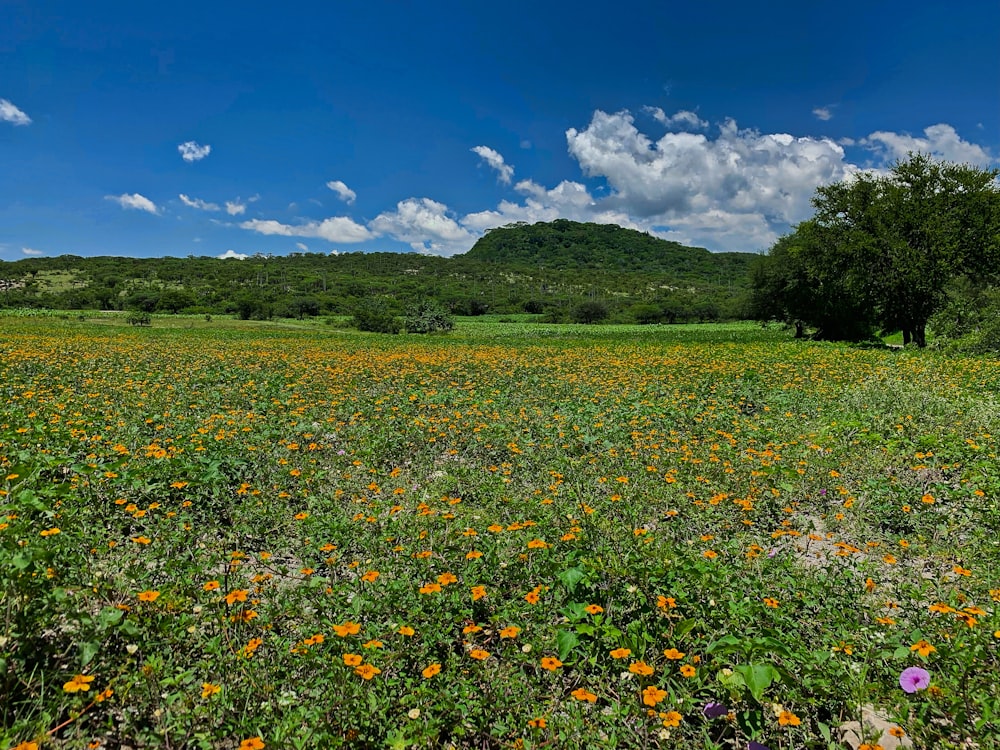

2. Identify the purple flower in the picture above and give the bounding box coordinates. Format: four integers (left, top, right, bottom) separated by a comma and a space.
899, 666, 931, 693
748, 742, 770, 750
703, 701, 728, 718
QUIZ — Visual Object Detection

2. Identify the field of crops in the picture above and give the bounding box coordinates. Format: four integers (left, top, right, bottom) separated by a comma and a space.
2, 317, 999, 749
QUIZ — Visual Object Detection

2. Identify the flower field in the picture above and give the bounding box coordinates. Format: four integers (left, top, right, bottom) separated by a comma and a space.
2, 317, 999, 749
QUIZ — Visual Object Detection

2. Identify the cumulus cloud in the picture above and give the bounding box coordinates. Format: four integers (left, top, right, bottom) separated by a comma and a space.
178, 141, 211, 162
179, 194, 220, 211
218, 249, 248, 260
296, 242, 308, 251
471, 145, 515, 184
22, 247, 44, 256
1, 98, 31, 126
240, 216, 373, 243
370, 197, 477, 256
860, 123, 992, 164
106, 193, 160, 214
326, 180, 357, 204
645, 107, 708, 130
225, 200, 246, 216
812, 107, 833, 121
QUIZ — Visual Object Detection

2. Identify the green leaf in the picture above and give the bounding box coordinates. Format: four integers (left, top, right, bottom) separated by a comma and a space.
80, 640, 100, 667
734, 663, 778, 703
556, 629, 580, 661
674, 618, 697, 638
557, 566, 586, 593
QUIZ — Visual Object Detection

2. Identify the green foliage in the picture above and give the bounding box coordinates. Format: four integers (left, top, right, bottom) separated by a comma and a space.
571, 300, 610, 324
404, 299, 454, 334
351, 297, 402, 333
125, 311, 151, 326
753, 154, 1000, 346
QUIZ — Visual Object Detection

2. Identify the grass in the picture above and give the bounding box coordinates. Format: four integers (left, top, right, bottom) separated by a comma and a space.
1, 316, 999, 749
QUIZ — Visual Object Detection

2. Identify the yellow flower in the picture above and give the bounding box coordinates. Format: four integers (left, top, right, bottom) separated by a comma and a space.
469, 649, 491, 661
571, 687, 598, 702
137, 590, 160, 602
224, 589, 249, 605
63, 674, 96, 693
332, 621, 361, 637
663, 648, 685, 660
911, 639, 936, 657
422, 663, 442, 678
239, 737, 265, 750
680, 664, 696, 677
471, 585, 487, 601
398, 626, 415, 637
343, 653, 363, 666
610, 647, 632, 659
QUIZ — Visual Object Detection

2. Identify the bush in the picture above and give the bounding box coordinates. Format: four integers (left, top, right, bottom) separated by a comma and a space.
404, 299, 454, 334
126, 311, 151, 326
350, 298, 402, 334
572, 300, 610, 324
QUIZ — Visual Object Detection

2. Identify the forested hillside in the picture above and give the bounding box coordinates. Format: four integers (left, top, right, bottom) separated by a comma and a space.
0, 221, 755, 323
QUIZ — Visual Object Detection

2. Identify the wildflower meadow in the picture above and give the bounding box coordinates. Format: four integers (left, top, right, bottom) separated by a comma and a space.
2, 317, 999, 749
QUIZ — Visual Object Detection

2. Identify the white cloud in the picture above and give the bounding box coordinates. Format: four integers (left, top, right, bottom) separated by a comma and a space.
645, 107, 708, 130
218, 249, 248, 260
240, 216, 373, 243
860, 123, 992, 164
21, 247, 44, 256
471, 145, 515, 184
178, 141, 211, 162
296, 242, 308, 251
812, 107, 833, 121
370, 197, 476, 256
179, 194, 220, 211
0, 98, 31, 126
106, 193, 160, 214
225, 200, 246, 216
326, 180, 357, 204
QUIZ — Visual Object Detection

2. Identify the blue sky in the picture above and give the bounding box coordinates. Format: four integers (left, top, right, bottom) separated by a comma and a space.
2, 1, 998, 260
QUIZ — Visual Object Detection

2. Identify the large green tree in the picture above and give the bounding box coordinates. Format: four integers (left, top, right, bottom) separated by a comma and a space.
755, 153, 1000, 345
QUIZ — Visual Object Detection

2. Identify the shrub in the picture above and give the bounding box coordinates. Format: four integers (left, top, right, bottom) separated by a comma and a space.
404, 299, 454, 334
350, 298, 402, 333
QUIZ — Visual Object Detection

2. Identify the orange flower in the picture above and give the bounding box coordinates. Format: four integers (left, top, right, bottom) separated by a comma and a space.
201, 682, 221, 698
662, 648, 685, 660
466, 550, 483, 560
660, 710, 682, 727
471, 585, 487, 601
422, 663, 442, 678
778, 710, 801, 726
702, 550, 718, 559
224, 589, 249, 605
524, 589, 541, 604
203, 580, 220, 591
137, 590, 160, 602
361, 570, 380, 583
642, 686, 668, 706
763, 597, 779, 608
911, 639, 936, 657
527, 717, 547, 729
571, 687, 598, 702
437, 572, 458, 586
63, 674, 95, 693
585, 604, 604, 614
332, 621, 362, 637
343, 653, 363, 666
398, 626, 415, 637
500, 626, 521, 639
680, 664, 696, 677
540, 656, 563, 671
656, 596, 676, 609
527, 539, 549, 549
419, 582, 442, 595
610, 647, 632, 659
629, 661, 654, 676
354, 663, 381, 680
469, 649, 490, 661
239, 737, 265, 750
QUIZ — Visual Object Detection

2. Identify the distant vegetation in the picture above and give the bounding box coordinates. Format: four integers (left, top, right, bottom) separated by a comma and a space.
0, 220, 755, 325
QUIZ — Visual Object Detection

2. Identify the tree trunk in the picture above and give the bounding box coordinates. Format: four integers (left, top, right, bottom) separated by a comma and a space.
794, 321, 804, 338
913, 324, 926, 348
902, 328, 912, 346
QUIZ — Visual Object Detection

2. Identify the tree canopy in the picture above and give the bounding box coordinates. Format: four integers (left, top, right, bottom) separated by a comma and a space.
751, 154, 1000, 345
